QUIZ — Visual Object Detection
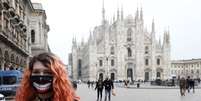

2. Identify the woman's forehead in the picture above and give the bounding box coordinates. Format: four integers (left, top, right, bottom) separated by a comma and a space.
33, 61, 49, 70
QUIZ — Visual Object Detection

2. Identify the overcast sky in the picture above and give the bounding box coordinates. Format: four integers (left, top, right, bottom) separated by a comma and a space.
31, 0, 201, 64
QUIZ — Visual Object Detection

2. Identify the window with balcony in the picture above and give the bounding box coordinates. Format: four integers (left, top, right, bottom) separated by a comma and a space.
157, 58, 160, 65
99, 60, 103, 67
127, 28, 132, 42
111, 59, 114, 66
127, 48, 132, 57
145, 59, 149, 66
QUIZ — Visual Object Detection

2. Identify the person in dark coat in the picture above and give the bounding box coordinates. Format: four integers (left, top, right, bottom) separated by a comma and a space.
179, 77, 186, 96
72, 81, 78, 90
189, 78, 195, 93
95, 78, 104, 101
103, 77, 114, 101
186, 76, 190, 92
87, 80, 90, 88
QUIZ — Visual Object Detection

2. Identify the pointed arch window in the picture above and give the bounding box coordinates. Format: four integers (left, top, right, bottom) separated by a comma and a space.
157, 58, 160, 65
127, 47, 132, 57
145, 58, 149, 66
31, 29, 35, 43
145, 46, 149, 54
110, 47, 115, 55
127, 28, 132, 42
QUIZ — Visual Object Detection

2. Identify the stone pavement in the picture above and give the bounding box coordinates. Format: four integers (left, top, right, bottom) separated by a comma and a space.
76, 84, 201, 101
117, 82, 201, 89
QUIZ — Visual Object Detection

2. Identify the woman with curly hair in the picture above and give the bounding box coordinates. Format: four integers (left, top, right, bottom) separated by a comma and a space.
16, 53, 80, 101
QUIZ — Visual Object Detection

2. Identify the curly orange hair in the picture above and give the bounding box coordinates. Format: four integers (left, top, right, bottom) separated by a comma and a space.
16, 53, 80, 101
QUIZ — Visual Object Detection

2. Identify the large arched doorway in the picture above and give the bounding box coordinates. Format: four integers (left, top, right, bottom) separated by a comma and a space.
99, 73, 103, 80
127, 68, 133, 81
144, 68, 152, 81
111, 73, 115, 81
127, 63, 135, 81
156, 68, 163, 79
145, 72, 149, 81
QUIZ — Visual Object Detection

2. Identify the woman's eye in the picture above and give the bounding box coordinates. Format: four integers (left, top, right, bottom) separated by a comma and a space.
44, 71, 52, 75
32, 70, 40, 74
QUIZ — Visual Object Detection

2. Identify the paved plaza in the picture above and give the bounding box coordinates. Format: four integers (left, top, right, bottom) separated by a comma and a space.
76, 84, 201, 101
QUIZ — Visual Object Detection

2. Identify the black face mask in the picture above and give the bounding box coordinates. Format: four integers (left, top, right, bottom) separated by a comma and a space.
30, 75, 53, 94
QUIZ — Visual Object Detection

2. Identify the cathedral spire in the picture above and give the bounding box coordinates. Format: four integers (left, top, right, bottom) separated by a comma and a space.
121, 5, 124, 20
140, 7, 143, 21
102, 0, 106, 24
163, 30, 167, 46
72, 36, 74, 44
117, 6, 120, 20
113, 13, 115, 22
72, 35, 77, 47
151, 18, 155, 33
166, 27, 170, 44
159, 36, 162, 47
135, 7, 139, 21
89, 31, 92, 40
151, 18, 155, 43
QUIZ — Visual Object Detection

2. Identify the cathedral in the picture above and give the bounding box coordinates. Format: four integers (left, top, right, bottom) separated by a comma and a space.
70, 4, 171, 82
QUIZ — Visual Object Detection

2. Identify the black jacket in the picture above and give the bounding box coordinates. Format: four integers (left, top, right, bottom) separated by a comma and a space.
103, 79, 114, 90
95, 80, 104, 90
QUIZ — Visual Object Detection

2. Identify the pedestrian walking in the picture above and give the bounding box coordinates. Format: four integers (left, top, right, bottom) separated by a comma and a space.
87, 80, 90, 88
179, 77, 186, 96
15, 53, 80, 101
189, 78, 195, 93
72, 81, 78, 90
103, 77, 115, 101
186, 76, 191, 93
95, 78, 104, 101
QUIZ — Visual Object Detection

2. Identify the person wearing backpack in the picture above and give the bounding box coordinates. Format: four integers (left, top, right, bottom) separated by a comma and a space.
95, 78, 104, 101
103, 77, 114, 101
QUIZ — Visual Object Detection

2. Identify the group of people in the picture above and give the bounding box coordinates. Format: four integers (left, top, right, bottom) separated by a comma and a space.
179, 76, 196, 96
87, 80, 95, 88
94, 77, 115, 101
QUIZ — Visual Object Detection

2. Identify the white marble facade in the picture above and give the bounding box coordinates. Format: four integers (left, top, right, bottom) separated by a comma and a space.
70, 5, 171, 82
